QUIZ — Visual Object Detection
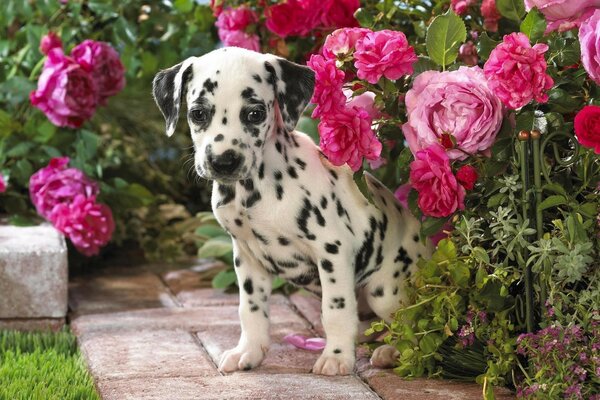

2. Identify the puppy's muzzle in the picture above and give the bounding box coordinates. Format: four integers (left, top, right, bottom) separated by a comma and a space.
208, 150, 243, 176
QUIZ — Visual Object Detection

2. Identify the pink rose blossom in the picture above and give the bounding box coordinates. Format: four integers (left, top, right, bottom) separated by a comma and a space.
266, 0, 322, 38
215, 6, 258, 47
0, 175, 6, 193
481, 0, 502, 32
30, 48, 98, 128
323, 28, 371, 57
308, 54, 346, 118
459, 41, 479, 66
29, 157, 99, 220
344, 89, 382, 119
484, 32, 554, 109
39, 32, 62, 55
71, 40, 126, 105
394, 183, 412, 209
451, 0, 475, 15
410, 145, 465, 218
221, 30, 261, 52
579, 9, 600, 85
456, 165, 479, 190
403, 66, 503, 160
525, 0, 600, 33
354, 30, 417, 84
52, 194, 115, 257
320, 0, 360, 29
319, 106, 382, 171
283, 334, 326, 351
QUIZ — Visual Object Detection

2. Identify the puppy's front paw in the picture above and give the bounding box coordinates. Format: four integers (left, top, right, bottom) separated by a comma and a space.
312, 351, 355, 376
218, 344, 267, 373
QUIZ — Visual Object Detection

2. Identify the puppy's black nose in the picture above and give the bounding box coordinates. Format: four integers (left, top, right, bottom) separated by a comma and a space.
209, 150, 242, 175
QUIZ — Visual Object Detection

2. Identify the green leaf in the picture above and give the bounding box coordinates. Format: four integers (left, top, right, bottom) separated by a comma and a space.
487, 193, 506, 208
125, 183, 154, 206
477, 32, 500, 61
195, 224, 226, 239
271, 277, 287, 290
520, 8, 547, 42
542, 182, 567, 196
496, 0, 526, 21
421, 216, 449, 237
212, 269, 237, 289
174, 0, 194, 13
538, 195, 567, 211
472, 247, 490, 264
198, 236, 233, 259
426, 11, 467, 69
412, 56, 438, 77
449, 261, 471, 287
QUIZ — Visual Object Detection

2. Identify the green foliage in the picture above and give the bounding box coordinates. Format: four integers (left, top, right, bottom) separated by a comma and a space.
520, 8, 546, 42
0, 329, 99, 400
426, 11, 467, 69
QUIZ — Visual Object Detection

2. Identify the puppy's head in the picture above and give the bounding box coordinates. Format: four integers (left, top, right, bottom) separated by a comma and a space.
152, 47, 314, 183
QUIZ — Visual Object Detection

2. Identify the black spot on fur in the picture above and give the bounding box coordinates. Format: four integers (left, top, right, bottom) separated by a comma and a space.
297, 198, 316, 241
234, 218, 243, 227
278, 260, 299, 268
275, 141, 283, 153
252, 74, 262, 83
250, 304, 259, 312
393, 286, 399, 295
216, 184, 235, 208
355, 217, 378, 280
254, 139, 263, 147
320, 196, 328, 209
258, 162, 265, 179
372, 286, 384, 297
329, 169, 338, 180
240, 179, 254, 191
203, 78, 218, 95
295, 158, 307, 170
321, 259, 333, 273
276, 184, 284, 200
243, 278, 254, 295
251, 229, 269, 245
413, 234, 419, 242
234, 257, 241, 267
393, 270, 400, 278
222, 116, 227, 125
333, 349, 342, 354
214, 134, 224, 142
274, 171, 283, 180
232, 138, 238, 145
244, 191, 262, 208
312, 206, 325, 227
278, 237, 290, 246
287, 166, 298, 179
325, 243, 339, 254
241, 87, 256, 100
331, 297, 345, 309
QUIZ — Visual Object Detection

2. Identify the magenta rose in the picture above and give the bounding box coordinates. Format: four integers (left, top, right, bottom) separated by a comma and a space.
307, 54, 346, 118
354, 30, 417, 84
71, 40, 126, 105
30, 48, 98, 128
320, 0, 360, 29
319, 106, 382, 171
52, 194, 115, 257
0, 174, 6, 193
40, 32, 62, 55
451, 0, 475, 15
456, 165, 479, 190
266, 0, 322, 38
410, 145, 466, 218
525, 0, 600, 33
221, 30, 260, 52
29, 157, 99, 220
574, 105, 600, 154
403, 66, 503, 160
579, 9, 600, 86
323, 28, 371, 57
484, 32, 554, 109
481, 0, 502, 32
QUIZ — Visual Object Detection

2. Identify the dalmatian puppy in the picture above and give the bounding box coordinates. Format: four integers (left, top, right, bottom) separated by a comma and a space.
152, 47, 432, 376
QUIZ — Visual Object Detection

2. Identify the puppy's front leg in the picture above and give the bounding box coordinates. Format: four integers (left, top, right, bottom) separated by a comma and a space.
219, 241, 272, 372
312, 250, 358, 375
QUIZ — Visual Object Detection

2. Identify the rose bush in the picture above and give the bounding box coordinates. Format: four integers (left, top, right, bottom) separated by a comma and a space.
574, 105, 600, 153
579, 9, 600, 85
525, 0, 600, 32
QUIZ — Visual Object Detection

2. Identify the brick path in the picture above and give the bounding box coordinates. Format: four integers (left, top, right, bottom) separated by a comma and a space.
69, 260, 514, 400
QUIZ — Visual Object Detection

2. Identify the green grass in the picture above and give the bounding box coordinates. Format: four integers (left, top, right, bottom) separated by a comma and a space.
0, 329, 99, 400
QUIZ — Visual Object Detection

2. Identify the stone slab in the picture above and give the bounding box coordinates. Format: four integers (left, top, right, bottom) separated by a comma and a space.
0, 318, 64, 331
0, 224, 67, 318
78, 329, 218, 380
71, 303, 309, 335
197, 323, 321, 374
96, 374, 380, 400
289, 290, 325, 336
69, 271, 177, 316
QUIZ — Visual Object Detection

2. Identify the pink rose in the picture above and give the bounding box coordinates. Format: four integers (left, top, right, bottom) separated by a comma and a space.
481, 0, 502, 32
403, 67, 503, 160
71, 40, 126, 105
29, 157, 99, 220
215, 6, 258, 40
484, 32, 554, 109
459, 41, 479, 66
410, 145, 465, 218
320, 0, 360, 29
394, 183, 412, 209
344, 89, 382, 119
456, 165, 479, 190
525, 0, 600, 33
319, 106, 382, 171
0, 175, 6, 193
52, 194, 115, 257
451, 0, 475, 15
307, 54, 346, 118
354, 30, 417, 84
221, 30, 261, 52
574, 105, 600, 154
323, 28, 371, 57
40, 32, 62, 55
579, 9, 600, 85
266, 0, 322, 38
30, 48, 98, 128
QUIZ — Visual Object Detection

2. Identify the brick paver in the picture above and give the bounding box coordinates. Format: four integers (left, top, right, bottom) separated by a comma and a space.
70, 262, 515, 399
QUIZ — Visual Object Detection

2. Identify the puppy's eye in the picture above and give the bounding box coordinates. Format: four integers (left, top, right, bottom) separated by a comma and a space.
190, 109, 208, 123
246, 108, 266, 124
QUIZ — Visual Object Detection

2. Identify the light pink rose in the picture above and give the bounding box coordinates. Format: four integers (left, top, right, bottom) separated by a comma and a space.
29, 157, 99, 220
354, 30, 417, 84
579, 9, 600, 85
221, 30, 261, 52
71, 40, 126, 105
481, 0, 502, 32
451, 0, 475, 15
525, 0, 600, 33
323, 28, 371, 57
52, 194, 115, 257
39, 32, 62, 55
320, 0, 360, 29
409, 145, 465, 218
308, 54, 346, 118
403, 66, 503, 160
344, 89, 382, 119
30, 48, 98, 128
215, 6, 257, 36
484, 32, 554, 109
459, 41, 479, 66
0, 175, 6, 193
319, 106, 382, 171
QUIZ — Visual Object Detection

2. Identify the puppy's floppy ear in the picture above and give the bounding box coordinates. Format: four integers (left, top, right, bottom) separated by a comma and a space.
264, 56, 315, 133
152, 57, 196, 137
